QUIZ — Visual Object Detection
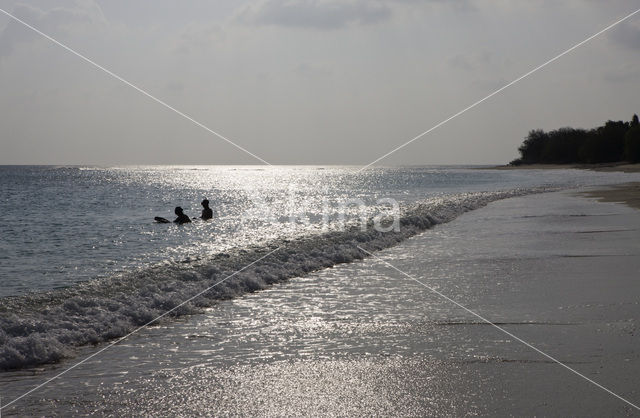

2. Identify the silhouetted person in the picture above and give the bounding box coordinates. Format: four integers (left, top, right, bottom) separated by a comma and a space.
174, 207, 191, 224
201, 199, 213, 220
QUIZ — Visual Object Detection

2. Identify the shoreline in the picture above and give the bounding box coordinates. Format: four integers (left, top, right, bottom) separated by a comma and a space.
579, 182, 640, 210
484, 163, 640, 211
487, 162, 640, 173
4, 188, 639, 415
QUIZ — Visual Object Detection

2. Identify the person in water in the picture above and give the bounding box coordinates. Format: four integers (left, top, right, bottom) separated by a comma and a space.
174, 206, 191, 224
200, 199, 213, 220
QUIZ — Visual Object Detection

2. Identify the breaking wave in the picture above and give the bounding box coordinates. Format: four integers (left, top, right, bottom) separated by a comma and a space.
0, 188, 546, 370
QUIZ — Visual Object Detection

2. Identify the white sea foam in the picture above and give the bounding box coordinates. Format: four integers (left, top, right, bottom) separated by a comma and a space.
0, 188, 547, 370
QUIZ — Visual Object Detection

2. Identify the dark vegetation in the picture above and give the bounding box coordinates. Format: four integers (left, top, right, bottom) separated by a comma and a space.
511, 114, 640, 165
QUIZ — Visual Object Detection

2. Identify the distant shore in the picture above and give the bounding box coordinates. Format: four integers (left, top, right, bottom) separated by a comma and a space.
489, 162, 640, 173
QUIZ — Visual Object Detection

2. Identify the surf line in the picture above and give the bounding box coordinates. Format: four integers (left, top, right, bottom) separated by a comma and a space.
356, 245, 640, 411
1, 247, 281, 411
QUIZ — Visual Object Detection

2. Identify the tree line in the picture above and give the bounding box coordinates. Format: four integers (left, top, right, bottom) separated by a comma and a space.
511, 114, 640, 165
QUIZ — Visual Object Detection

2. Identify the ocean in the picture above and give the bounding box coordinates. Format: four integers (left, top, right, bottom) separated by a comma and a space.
1, 165, 639, 415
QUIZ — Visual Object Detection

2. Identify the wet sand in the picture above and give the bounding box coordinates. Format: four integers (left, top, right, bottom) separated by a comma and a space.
580, 182, 640, 210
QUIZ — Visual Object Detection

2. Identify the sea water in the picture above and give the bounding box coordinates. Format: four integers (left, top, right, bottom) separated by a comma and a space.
0, 165, 638, 373
1, 172, 640, 415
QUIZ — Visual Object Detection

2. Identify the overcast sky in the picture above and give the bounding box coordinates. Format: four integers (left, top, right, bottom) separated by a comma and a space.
0, 0, 639, 165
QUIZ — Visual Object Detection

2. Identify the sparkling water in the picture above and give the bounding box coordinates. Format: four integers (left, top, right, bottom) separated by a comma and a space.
1, 165, 638, 372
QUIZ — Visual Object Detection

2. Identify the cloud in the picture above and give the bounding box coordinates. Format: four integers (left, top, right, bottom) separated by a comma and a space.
392, 0, 475, 11
237, 0, 391, 30
0, 1, 106, 58
608, 19, 640, 50
170, 22, 225, 55
0, 4, 43, 57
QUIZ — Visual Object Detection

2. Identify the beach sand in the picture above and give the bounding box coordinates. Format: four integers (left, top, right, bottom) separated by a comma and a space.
580, 182, 640, 210
1, 189, 639, 416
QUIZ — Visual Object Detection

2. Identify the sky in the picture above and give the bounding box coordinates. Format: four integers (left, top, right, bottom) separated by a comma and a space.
0, 0, 639, 165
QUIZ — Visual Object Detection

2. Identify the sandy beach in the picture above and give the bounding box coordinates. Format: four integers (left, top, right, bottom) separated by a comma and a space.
580, 182, 640, 210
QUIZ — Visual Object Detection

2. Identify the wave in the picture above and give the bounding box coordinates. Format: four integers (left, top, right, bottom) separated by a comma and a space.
0, 188, 547, 371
